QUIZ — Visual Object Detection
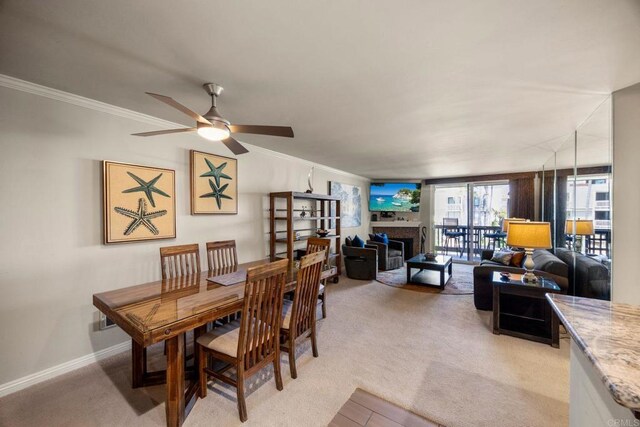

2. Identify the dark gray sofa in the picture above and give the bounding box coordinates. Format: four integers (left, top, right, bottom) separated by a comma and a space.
473, 249, 569, 310
342, 244, 378, 280
555, 248, 611, 300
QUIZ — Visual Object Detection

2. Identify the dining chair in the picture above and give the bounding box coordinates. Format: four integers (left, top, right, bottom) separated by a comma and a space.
196, 258, 288, 422
206, 240, 238, 273
280, 250, 325, 379
160, 244, 201, 279
159, 244, 201, 357
206, 240, 240, 322
306, 237, 330, 318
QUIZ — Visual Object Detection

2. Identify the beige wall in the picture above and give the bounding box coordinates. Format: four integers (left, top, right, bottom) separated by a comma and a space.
612, 82, 640, 305
0, 84, 369, 385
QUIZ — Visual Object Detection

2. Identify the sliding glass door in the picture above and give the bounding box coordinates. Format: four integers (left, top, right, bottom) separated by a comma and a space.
433, 181, 509, 261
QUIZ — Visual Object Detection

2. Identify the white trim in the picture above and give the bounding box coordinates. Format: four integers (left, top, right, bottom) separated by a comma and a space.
0, 74, 369, 182
0, 341, 131, 398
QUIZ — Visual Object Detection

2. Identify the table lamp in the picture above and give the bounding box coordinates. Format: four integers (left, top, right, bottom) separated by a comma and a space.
502, 217, 526, 233
565, 219, 594, 254
506, 221, 552, 283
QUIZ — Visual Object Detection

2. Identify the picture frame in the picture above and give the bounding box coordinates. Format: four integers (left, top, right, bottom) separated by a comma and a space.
103, 160, 176, 244
330, 181, 362, 228
190, 150, 238, 214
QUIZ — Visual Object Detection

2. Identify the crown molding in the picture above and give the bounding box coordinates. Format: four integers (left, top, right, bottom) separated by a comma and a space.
0, 73, 369, 182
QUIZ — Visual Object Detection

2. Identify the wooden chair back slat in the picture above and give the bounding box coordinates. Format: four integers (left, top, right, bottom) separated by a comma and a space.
160, 244, 201, 280
290, 251, 325, 338
206, 240, 238, 273
238, 258, 288, 372
306, 238, 331, 267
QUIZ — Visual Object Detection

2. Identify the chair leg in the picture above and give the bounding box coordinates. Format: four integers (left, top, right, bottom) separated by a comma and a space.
311, 326, 319, 358
288, 340, 297, 379
321, 292, 327, 319
273, 350, 284, 391
197, 346, 207, 398
237, 372, 248, 422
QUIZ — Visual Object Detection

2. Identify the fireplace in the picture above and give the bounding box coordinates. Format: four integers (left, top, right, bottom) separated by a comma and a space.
371, 222, 422, 260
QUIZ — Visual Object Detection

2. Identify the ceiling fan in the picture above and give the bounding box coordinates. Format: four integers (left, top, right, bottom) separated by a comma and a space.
132, 83, 294, 155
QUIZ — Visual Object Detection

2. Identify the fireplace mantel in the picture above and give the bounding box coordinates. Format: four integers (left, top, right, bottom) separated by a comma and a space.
370, 221, 422, 228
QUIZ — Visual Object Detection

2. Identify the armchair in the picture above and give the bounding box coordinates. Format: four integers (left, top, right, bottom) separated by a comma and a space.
342, 244, 378, 280
366, 239, 405, 271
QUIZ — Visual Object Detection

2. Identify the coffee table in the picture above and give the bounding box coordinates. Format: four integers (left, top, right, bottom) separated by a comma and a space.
405, 254, 452, 289
492, 272, 562, 347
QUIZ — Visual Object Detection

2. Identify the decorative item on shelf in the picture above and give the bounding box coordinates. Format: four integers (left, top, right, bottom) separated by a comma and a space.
102, 161, 176, 244
305, 166, 314, 193
300, 206, 307, 218
565, 219, 594, 254
316, 229, 330, 237
294, 231, 301, 241
371, 213, 378, 222
506, 221, 552, 283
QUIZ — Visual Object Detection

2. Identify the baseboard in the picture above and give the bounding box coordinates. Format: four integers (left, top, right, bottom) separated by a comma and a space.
0, 341, 131, 398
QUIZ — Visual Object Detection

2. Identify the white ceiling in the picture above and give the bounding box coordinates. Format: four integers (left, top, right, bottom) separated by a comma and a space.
1, 0, 639, 178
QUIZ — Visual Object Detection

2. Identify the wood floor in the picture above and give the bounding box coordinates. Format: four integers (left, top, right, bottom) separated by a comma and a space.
329, 388, 443, 427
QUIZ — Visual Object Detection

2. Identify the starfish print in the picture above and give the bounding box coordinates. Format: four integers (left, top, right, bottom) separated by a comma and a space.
122, 171, 170, 208
114, 198, 167, 235
200, 179, 232, 209
200, 158, 232, 188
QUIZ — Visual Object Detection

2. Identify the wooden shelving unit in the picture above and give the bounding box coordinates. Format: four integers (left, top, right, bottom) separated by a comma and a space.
269, 191, 341, 282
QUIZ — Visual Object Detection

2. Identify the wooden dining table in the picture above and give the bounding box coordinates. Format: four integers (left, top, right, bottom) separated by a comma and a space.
93, 259, 336, 427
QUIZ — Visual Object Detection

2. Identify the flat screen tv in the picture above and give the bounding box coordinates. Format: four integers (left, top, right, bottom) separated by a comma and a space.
369, 182, 421, 212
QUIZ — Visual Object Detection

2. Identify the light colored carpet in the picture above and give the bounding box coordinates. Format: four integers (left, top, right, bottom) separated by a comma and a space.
0, 273, 569, 427
377, 263, 474, 294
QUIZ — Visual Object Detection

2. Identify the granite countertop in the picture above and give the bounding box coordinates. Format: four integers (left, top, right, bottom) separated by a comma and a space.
547, 294, 640, 410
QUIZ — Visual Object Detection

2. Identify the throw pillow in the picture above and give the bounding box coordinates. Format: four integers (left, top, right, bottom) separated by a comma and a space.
368, 234, 376, 240
373, 233, 389, 245
510, 251, 525, 267
344, 237, 353, 247
491, 249, 514, 266
352, 235, 365, 248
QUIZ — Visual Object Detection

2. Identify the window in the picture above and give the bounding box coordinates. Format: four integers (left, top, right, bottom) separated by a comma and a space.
595, 192, 610, 201
447, 197, 456, 205
591, 179, 606, 184
595, 211, 610, 220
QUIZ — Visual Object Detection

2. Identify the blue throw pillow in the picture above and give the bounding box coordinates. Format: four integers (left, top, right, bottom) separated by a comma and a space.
352, 235, 365, 248
373, 233, 389, 244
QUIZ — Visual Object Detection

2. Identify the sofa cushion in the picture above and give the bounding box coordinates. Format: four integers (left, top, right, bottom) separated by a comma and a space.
388, 248, 403, 258
491, 249, 513, 265
532, 249, 568, 278
480, 259, 503, 267
344, 236, 353, 247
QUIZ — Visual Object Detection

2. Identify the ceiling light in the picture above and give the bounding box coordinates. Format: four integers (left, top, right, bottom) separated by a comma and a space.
197, 121, 230, 141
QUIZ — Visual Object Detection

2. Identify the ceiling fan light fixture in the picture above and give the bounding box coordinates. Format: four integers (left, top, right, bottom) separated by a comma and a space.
197, 121, 230, 141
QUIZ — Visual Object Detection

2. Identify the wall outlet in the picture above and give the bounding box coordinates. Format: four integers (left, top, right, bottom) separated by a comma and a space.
99, 312, 116, 330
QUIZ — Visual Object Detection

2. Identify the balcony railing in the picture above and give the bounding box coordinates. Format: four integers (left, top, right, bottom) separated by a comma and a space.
433, 225, 611, 260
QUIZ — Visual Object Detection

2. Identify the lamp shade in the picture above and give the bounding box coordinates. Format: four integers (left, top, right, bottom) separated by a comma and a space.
565, 219, 594, 235
506, 221, 552, 249
502, 217, 526, 232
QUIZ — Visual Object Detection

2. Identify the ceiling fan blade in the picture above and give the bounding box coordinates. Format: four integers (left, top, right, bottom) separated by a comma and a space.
229, 125, 294, 138
221, 137, 250, 155
132, 127, 196, 137
146, 92, 212, 125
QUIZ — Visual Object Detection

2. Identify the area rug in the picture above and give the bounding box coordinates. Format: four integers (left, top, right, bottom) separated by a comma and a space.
376, 263, 474, 294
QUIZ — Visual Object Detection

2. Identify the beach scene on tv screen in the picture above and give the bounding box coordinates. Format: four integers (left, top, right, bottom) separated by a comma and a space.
369, 182, 421, 212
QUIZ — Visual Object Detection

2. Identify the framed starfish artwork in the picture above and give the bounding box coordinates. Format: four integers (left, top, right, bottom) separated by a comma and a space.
190, 150, 238, 214
103, 161, 176, 244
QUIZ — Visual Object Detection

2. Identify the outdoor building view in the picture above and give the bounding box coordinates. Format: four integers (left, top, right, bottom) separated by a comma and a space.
567, 174, 611, 230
